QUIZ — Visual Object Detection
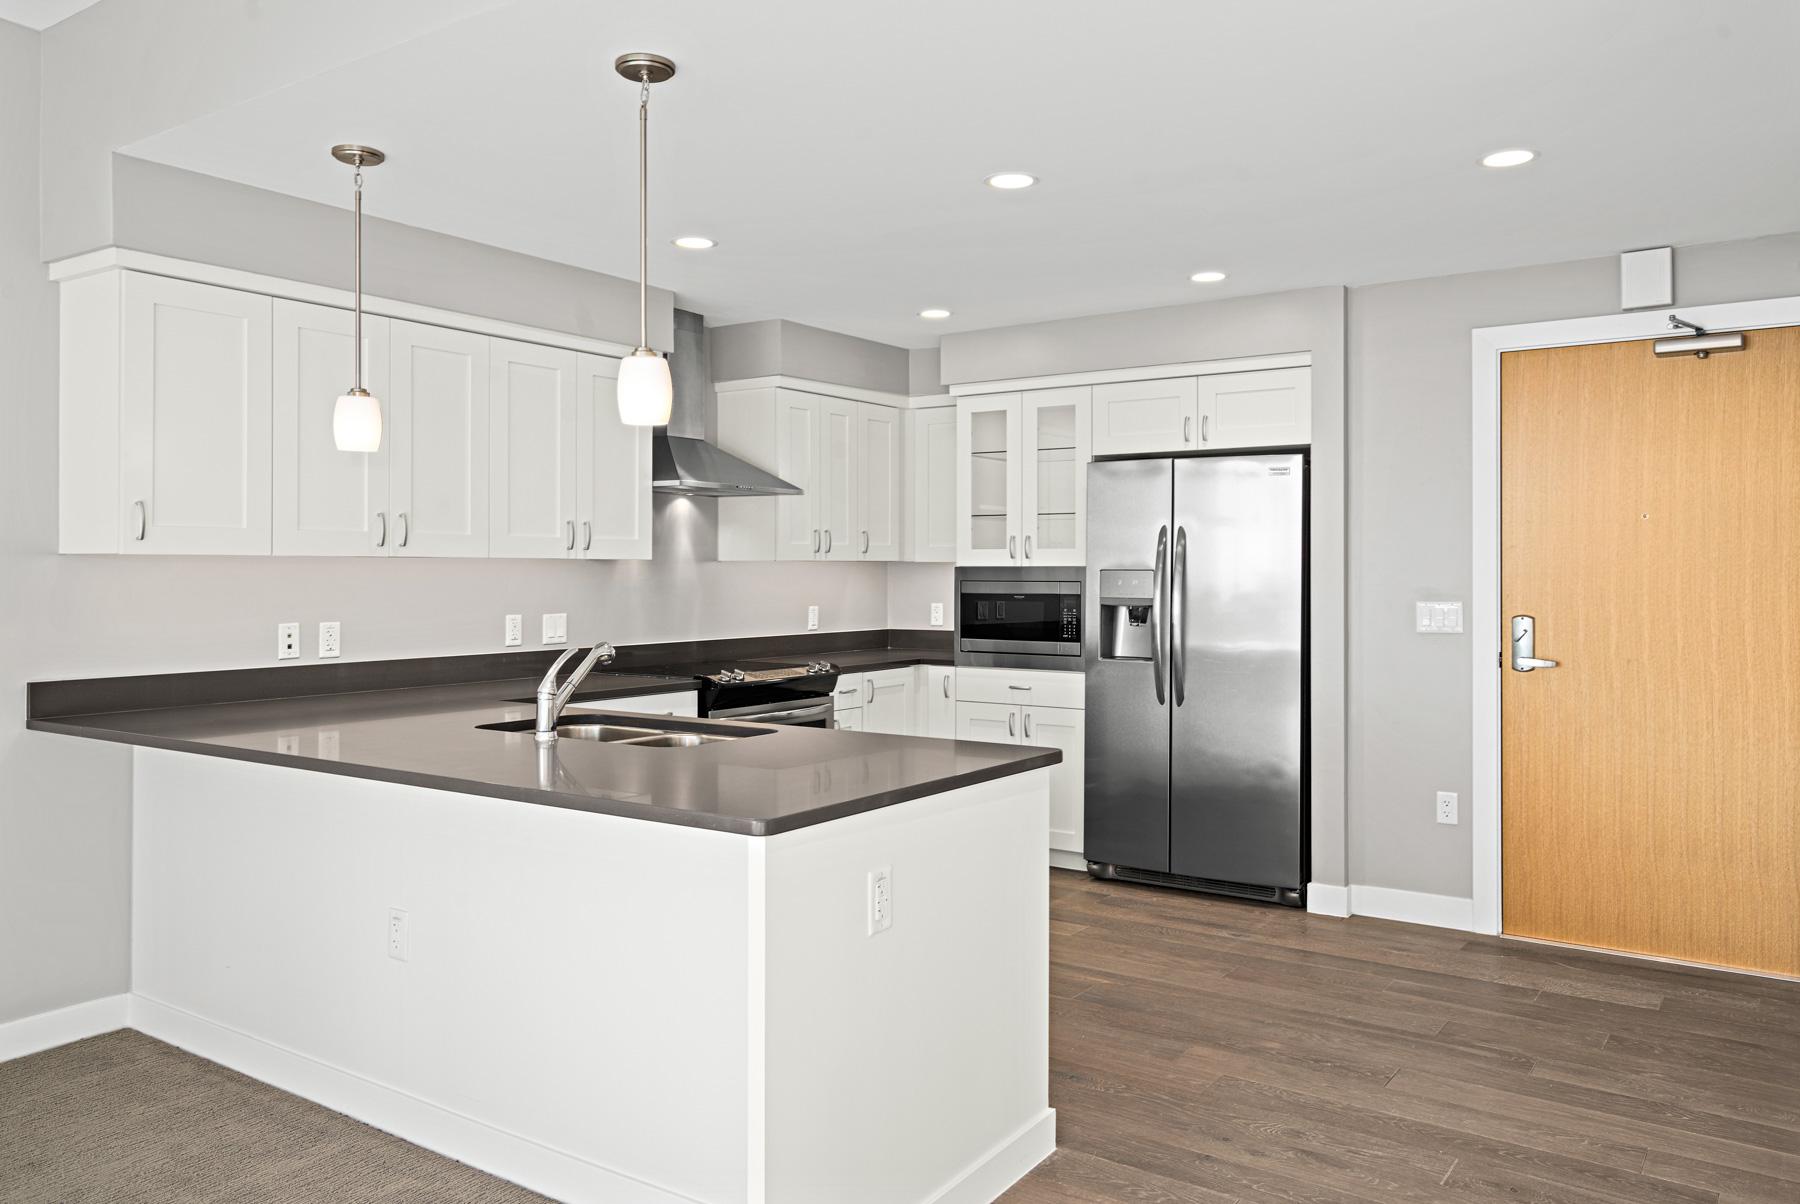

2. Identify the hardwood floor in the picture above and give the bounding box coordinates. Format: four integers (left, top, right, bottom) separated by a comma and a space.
1003, 870, 1800, 1204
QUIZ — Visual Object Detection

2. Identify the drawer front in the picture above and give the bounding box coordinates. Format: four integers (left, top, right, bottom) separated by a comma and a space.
832, 672, 866, 716
954, 666, 1084, 709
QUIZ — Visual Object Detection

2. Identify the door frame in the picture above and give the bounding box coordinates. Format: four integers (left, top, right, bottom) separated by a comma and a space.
1469, 294, 1800, 935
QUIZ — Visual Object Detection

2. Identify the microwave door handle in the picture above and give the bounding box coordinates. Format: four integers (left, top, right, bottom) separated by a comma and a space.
1151, 525, 1168, 706
1171, 525, 1188, 707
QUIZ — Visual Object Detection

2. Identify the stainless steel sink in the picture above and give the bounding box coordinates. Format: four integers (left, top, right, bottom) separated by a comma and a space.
614, 732, 733, 748
552, 723, 678, 743
476, 714, 765, 747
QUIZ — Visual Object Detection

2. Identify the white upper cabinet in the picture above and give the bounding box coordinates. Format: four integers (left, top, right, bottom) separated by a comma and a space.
775, 389, 822, 560
389, 321, 489, 558
119, 274, 273, 555
1090, 377, 1198, 457
956, 392, 1022, 566
1021, 386, 1090, 566
576, 354, 653, 561
906, 405, 957, 562
856, 403, 901, 560
818, 396, 859, 561
488, 339, 579, 559
272, 300, 391, 556
1197, 366, 1312, 449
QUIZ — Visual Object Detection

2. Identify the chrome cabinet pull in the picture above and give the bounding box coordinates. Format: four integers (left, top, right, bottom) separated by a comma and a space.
1172, 525, 1189, 706
1511, 615, 1559, 671
942, 675, 951, 699
1024, 534, 1033, 560
865, 679, 874, 704
131, 499, 146, 541
1008, 684, 1032, 692
375, 511, 386, 548
1007, 711, 1017, 737
812, 528, 820, 553
824, 529, 833, 554
1201, 414, 1210, 443
1151, 526, 1168, 706
565, 520, 576, 551
397, 512, 409, 547
582, 520, 592, 551
1008, 534, 1018, 560
1023, 712, 1033, 739
1183, 416, 1192, 443
862, 530, 870, 554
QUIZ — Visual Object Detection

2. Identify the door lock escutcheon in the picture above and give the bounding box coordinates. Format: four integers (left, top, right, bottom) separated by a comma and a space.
1511, 614, 1559, 672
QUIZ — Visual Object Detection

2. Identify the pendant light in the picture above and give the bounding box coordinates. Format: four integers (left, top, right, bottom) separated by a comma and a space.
331, 143, 385, 452
614, 52, 676, 426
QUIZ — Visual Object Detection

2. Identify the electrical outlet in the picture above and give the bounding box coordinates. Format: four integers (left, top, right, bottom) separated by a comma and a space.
807, 605, 820, 631
317, 730, 340, 761
276, 622, 300, 660
542, 613, 567, 644
930, 602, 945, 627
276, 734, 300, 756
867, 866, 893, 936
1436, 791, 1459, 825
318, 621, 341, 659
387, 908, 410, 961
504, 614, 523, 647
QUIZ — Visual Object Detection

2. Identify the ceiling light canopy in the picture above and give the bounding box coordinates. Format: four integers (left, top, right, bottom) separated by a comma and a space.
919, 308, 952, 320
984, 172, 1037, 190
1189, 270, 1227, 284
672, 235, 715, 249
331, 143, 385, 453
1481, 148, 1535, 168
615, 51, 677, 427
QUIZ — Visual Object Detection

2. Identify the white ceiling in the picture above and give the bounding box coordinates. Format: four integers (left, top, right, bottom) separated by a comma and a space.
123, 0, 1800, 348
0, 0, 100, 30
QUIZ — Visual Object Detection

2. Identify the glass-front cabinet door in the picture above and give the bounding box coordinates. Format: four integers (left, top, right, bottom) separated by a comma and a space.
956, 392, 1021, 565
1021, 385, 1090, 566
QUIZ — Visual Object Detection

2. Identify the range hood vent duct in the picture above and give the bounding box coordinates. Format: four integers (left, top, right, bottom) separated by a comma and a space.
652, 310, 801, 497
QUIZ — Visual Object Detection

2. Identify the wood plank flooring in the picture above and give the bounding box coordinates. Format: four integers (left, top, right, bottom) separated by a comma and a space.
1003, 870, 1800, 1204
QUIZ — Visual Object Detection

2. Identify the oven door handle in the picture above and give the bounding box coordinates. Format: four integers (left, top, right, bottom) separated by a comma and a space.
744, 702, 835, 724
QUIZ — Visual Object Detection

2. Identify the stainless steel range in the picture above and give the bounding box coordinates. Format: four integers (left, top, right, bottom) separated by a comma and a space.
689, 662, 841, 726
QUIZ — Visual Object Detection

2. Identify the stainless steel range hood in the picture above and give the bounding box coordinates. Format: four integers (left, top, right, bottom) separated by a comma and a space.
652, 311, 801, 497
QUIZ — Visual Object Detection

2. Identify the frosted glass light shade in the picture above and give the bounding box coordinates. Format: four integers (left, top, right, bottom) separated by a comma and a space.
618, 350, 673, 426
333, 389, 383, 452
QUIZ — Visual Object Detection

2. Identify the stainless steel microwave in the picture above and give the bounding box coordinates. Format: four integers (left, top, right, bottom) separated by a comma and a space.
954, 568, 1083, 670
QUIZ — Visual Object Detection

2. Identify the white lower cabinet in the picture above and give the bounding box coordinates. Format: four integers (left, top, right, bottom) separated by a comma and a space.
861, 667, 915, 733
833, 706, 865, 731
832, 673, 865, 730
953, 667, 1086, 859
922, 665, 956, 737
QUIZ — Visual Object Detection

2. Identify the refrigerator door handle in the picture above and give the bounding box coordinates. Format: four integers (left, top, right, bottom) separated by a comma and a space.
1151, 525, 1169, 705
1172, 525, 1188, 706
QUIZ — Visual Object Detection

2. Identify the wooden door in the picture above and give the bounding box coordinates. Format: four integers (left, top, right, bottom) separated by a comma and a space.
119, 274, 272, 555
389, 322, 489, 557
272, 300, 390, 556
1091, 377, 1196, 456
577, 354, 653, 561
488, 338, 578, 559
1501, 329, 1799, 976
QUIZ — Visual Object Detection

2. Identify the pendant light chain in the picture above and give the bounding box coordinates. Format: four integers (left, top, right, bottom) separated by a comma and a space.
637, 71, 651, 351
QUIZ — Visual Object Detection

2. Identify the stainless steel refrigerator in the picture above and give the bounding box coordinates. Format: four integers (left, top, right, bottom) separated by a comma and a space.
1084, 453, 1307, 906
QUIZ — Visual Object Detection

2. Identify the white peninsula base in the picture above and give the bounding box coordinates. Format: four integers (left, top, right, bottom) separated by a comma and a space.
128, 748, 1054, 1204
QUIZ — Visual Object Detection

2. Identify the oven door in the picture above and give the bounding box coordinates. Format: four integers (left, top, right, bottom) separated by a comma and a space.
959, 578, 1083, 658
709, 697, 836, 728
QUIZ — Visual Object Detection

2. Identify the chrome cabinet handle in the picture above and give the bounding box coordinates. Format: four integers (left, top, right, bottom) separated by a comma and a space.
942, 675, 951, 699
837, 686, 859, 697
1008, 534, 1018, 560
823, 529, 832, 554
812, 529, 820, 553
1008, 684, 1032, 692
1007, 711, 1017, 737
1024, 534, 1033, 560
397, 512, 409, 548
1183, 416, 1192, 444
1201, 415, 1210, 443
565, 520, 576, 551
1511, 615, 1559, 671
1023, 712, 1033, 739
132, 499, 146, 541
862, 530, 870, 554
582, 520, 592, 551
1172, 525, 1189, 706
375, 511, 386, 548
1151, 525, 1168, 705
865, 679, 874, 704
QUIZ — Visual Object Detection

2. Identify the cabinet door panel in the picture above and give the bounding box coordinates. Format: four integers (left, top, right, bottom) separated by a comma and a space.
489, 339, 578, 559
273, 300, 389, 556
1026, 706, 1086, 856
923, 666, 956, 738
1198, 367, 1312, 449
956, 393, 1021, 566
775, 391, 821, 560
390, 322, 489, 557
862, 667, 914, 734
578, 355, 653, 560
908, 407, 957, 562
1022, 386, 1090, 567
956, 701, 1019, 745
119, 274, 272, 554
856, 403, 901, 560
1091, 378, 1197, 456
819, 396, 859, 561
833, 708, 865, 732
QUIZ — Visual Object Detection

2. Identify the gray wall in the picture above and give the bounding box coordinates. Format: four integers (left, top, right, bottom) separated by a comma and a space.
886, 563, 955, 632
711, 319, 910, 394
941, 288, 1352, 890
908, 347, 943, 396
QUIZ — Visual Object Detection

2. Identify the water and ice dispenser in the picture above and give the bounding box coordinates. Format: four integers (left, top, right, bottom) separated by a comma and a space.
1098, 569, 1157, 661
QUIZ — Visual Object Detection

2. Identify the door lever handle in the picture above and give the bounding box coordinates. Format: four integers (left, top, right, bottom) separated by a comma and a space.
1510, 615, 1559, 672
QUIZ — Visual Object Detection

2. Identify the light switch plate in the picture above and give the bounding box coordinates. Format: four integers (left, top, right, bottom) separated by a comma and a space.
542, 613, 567, 644
807, 605, 819, 631
1415, 601, 1463, 634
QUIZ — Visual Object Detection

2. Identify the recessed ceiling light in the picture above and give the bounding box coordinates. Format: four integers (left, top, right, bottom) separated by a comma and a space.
984, 172, 1037, 190
1480, 148, 1535, 168
1189, 270, 1227, 284
671, 235, 716, 249
919, 308, 952, 320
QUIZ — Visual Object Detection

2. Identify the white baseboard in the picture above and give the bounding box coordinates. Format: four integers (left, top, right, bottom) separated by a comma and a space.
1349, 885, 1476, 932
0, 993, 130, 1063
128, 994, 702, 1204
1048, 848, 1087, 872
1306, 882, 1350, 917
925, 1108, 1056, 1204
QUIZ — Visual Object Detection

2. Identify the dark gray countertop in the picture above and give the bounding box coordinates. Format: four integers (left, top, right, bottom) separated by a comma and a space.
27, 667, 1057, 837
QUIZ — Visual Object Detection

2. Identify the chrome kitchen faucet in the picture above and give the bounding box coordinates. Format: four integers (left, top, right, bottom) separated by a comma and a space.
535, 644, 616, 743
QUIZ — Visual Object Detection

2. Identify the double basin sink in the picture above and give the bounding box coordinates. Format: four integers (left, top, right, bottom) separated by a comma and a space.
477, 714, 770, 749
